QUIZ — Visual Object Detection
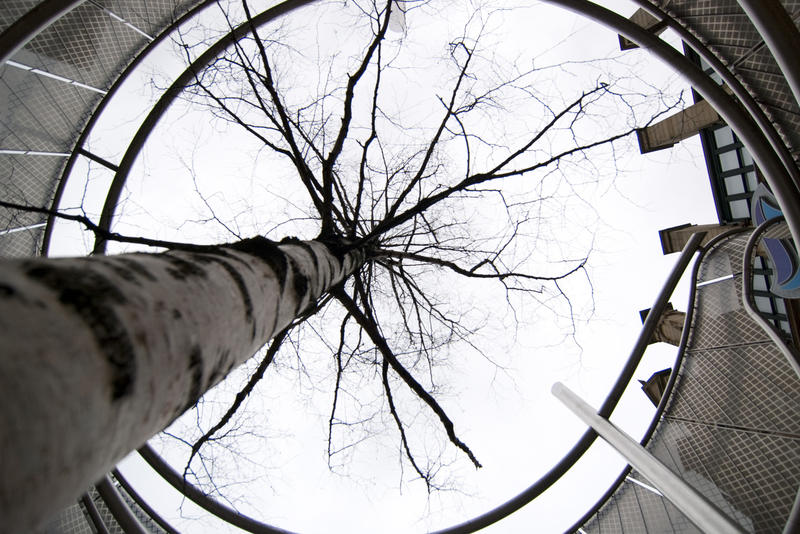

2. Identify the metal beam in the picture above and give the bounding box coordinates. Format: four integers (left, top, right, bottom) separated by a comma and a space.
80, 493, 111, 534
77, 148, 119, 172
112, 469, 178, 534
741, 217, 800, 379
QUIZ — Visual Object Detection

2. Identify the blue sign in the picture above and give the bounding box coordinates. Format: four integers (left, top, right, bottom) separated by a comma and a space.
751, 183, 800, 298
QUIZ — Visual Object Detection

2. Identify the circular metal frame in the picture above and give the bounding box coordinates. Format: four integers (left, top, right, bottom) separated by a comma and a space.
2, 1, 800, 532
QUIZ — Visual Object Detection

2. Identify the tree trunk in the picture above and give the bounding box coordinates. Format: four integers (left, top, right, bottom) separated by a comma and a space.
0, 236, 363, 531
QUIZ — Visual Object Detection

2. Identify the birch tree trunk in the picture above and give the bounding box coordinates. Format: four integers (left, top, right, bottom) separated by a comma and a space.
0, 236, 363, 531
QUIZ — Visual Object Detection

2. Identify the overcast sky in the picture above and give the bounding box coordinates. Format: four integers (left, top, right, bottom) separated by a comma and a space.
50, 0, 720, 531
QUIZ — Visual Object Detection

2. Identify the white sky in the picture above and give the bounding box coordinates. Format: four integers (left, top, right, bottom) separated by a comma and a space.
49, 0, 720, 532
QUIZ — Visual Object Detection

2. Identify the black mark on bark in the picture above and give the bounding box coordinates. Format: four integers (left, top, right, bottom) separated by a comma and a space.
326, 254, 336, 277
185, 346, 204, 411
227, 236, 287, 286
160, 254, 208, 281
107, 262, 139, 285
206, 350, 231, 390
203, 257, 253, 326
205, 247, 255, 272
0, 282, 16, 297
286, 256, 309, 313
293, 241, 319, 270
115, 257, 158, 282
318, 238, 351, 261
26, 264, 135, 401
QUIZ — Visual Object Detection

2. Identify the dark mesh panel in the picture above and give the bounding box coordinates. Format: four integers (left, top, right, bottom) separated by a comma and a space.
16, 3, 154, 90
668, 345, 800, 435
579, 229, 800, 533
0, 0, 205, 262
686, 281, 771, 349
0, 153, 65, 203
0, 64, 100, 150
0, 0, 41, 33
0, 152, 64, 257
100, 0, 190, 39
582, 477, 703, 534
0, 224, 44, 256
37, 501, 95, 534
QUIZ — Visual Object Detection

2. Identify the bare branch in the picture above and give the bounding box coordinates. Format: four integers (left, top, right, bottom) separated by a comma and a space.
334, 286, 482, 469
321, 0, 394, 236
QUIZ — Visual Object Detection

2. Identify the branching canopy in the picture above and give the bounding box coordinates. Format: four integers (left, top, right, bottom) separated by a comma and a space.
3, 0, 684, 506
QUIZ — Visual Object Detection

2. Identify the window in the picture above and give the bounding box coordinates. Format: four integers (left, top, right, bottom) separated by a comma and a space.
702, 124, 758, 222
752, 256, 793, 337
714, 127, 734, 147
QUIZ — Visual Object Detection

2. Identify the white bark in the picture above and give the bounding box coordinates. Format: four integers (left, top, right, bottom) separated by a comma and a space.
0, 237, 363, 531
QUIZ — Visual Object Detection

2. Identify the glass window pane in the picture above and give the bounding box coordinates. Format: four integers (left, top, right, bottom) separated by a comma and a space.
724, 175, 745, 195
776, 299, 787, 314
741, 149, 753, 165
746, 171, 757, 190
714, 127, 734, 147
753, 275, 768, 291
780, 320, 791, 333
755, 295, 773, 312
719, 150, 740, 171
754, 256, 765, 269
729, 198, 750, 219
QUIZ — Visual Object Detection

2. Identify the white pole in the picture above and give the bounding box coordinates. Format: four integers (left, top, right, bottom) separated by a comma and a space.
551, 382, 746, 534
0, 222, 46, 235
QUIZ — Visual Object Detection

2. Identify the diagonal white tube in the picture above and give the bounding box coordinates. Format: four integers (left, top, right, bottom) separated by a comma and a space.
552, 382, 746, 534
